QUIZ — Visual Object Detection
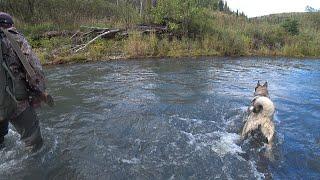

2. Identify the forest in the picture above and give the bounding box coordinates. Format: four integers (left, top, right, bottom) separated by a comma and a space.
1, 0, 320, 64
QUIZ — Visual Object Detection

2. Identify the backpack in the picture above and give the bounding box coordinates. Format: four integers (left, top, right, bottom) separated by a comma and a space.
0, 30, 16, 122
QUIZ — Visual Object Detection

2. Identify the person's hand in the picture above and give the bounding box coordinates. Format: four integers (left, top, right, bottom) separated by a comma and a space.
42, 92, 54, 107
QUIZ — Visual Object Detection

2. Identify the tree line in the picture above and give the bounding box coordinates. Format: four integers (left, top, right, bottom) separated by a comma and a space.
0, 0, 240, 34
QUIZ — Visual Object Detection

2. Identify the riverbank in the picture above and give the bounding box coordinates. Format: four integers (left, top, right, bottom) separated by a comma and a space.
29, 32, 320, 66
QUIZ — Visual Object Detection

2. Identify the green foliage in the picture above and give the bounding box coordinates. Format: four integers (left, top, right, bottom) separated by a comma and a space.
197, 0, 219, 10
281, 19, 299, 35
214, 30, 248, 56
0, 0, 139, 26
305, 6, 320, 12
115, 1, 141, 28
151, 0, 215, 36
308, 12, 320, 30
246, 25, 286, 50
20, 23, 55, 35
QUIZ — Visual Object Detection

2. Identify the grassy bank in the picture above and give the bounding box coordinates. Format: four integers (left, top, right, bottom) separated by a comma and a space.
29, 32, 320, 65
26, 17, 320, 65
3, 0, 319, 64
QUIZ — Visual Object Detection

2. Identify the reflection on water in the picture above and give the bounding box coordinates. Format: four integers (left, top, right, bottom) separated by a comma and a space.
1, 57, 319, 179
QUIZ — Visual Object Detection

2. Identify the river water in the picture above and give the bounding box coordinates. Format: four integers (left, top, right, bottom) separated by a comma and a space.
0, 57, 319, 179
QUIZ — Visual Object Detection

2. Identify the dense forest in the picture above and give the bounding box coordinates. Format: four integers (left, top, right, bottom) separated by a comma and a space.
1, 0, 319, 64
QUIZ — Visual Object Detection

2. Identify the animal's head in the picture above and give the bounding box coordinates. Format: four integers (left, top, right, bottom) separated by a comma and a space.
254, 81, 269, 97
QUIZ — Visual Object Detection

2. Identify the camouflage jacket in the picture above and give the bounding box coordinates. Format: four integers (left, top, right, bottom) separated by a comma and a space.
2, 27, 46, 116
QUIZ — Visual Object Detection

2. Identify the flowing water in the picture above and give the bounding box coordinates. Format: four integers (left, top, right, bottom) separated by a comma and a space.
0, 57, 319, 179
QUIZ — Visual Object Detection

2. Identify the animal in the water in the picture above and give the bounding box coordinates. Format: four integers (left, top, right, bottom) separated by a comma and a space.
241, 81, 275, 145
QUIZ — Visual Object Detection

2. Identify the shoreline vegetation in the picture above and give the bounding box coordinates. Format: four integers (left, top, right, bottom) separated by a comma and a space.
2, 0, 320, 65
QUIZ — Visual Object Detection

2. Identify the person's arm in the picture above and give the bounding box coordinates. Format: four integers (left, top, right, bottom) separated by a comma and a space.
6, 27, 53, 107
19, 35, 46, 93
20, 36, 54, 107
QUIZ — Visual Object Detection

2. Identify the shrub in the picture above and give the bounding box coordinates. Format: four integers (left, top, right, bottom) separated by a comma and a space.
281, 19, 299, 35
151, 0, 214, 37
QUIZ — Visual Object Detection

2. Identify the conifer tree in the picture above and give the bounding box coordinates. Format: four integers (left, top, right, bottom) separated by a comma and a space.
218, 0, 224, 11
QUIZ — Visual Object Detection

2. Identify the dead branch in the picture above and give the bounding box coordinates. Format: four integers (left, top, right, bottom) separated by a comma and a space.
73, 29, 120, 53
70, 30, 81, 39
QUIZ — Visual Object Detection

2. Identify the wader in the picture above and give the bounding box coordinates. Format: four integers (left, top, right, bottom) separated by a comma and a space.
0, 107, 43, 149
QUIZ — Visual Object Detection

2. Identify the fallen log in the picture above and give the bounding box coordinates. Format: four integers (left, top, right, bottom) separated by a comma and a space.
41, 30, 75, 38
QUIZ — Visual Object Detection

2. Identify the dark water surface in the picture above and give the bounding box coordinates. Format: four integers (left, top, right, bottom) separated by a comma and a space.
1, 57, 319, 179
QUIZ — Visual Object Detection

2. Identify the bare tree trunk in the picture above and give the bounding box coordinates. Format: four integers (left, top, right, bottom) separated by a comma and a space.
140, 0, 143, 17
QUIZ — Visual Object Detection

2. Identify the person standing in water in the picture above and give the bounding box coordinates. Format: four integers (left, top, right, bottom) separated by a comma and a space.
0, 12, 53, 151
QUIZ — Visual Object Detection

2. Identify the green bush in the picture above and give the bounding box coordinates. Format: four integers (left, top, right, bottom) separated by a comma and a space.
282, 19, 299, 35
151, 0, 215, 37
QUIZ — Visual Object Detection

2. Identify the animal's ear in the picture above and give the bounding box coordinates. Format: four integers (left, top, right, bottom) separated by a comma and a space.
257, 81, 261, 86
263, 82, 268, 87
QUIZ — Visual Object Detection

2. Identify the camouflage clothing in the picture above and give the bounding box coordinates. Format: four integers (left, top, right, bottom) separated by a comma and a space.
0, 27, 45, 150
2, 27, 46, 116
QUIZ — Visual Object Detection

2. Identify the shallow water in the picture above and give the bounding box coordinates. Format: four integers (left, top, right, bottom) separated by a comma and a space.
1, 57, 319, 179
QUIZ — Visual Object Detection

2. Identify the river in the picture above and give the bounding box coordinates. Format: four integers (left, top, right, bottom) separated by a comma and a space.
1, 57, 319, 179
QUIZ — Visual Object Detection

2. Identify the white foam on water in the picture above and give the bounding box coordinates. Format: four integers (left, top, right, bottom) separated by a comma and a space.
8, 128, 19, 138
0, 159, 18, 170
179, 130, 244, 158
47, 136, 59, 155
211, 132, 244, 157
0, 151, 29, 174
0, 128, 43, 174
121, 157, 141, 164
181, 131, 196, 145
177, 117, 203, 125
170, 115, 204, 125
240, 106, 248, 112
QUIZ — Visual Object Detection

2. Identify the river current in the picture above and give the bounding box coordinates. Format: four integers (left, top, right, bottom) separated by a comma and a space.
0, 57, 319, 179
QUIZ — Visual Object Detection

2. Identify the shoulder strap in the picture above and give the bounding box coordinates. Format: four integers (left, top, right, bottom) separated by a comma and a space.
0, 30, 18, 103
0, 28, 36, 78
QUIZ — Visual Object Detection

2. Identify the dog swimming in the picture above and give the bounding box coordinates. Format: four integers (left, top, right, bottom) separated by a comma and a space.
241, 81, 275, 146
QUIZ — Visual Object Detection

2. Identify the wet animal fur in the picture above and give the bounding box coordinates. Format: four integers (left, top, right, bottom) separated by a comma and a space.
241, 81, 275, 145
